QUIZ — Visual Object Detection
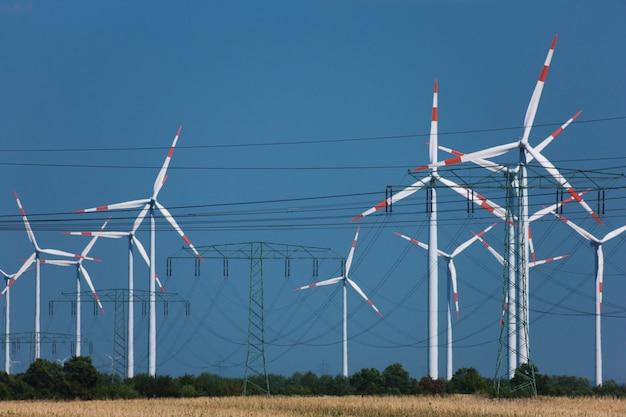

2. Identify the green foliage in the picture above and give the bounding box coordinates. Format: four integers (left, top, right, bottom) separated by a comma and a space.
416, 376, 446, 396
22, 358, 67, 399
546, 375, 593, 397
5, 356, 626, 400
448, 367, 488, 394
64, 356, 102, 399
350, 368, 385, 395
383, 363, 411, 395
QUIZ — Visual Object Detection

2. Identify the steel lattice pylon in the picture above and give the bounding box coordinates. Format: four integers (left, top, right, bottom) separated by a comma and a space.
172, 242, 343, 396
53, 289, 189, 377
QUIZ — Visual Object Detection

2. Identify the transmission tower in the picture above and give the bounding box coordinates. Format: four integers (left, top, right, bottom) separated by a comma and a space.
52, 289, 189, 377
171, 242, 343, 396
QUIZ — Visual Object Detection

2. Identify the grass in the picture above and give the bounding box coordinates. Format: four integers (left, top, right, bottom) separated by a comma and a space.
1, 395, 626, 416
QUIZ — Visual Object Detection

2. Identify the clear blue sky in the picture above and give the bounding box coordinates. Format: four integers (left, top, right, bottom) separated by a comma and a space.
1, 0, 625, 383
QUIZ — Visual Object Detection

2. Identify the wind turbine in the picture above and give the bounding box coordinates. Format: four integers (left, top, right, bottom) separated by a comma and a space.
394, 222, 497, 380
1, 192, 99, 360
75, 126, 203, 376
41, 217, 110, 357
352, 81, 509, 379
413, 35, 601, 368
294, 227, 382, 377
63, 227, 161, 378
1, 268, 16, 374
550, 211, 626, 387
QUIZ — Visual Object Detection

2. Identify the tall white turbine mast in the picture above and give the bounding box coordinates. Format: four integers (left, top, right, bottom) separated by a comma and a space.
549, 211, 626, 386
437, 123, 584, 376
352, 81, 511, 379
415, 35, 603, 366
75, 126, 203, 376
394, 222, 497, 380
1, 192, 100, 360
63, 227, 161, 378
41, 217, 110, 356
294, 227, 383, 377
1, 269, 17, 374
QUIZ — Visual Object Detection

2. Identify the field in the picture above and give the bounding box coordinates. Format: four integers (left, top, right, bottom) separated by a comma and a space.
1, 395, 626, 417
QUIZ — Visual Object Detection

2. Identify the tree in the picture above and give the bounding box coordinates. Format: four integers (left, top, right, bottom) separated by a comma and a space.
64, 356, 101, 399
22, 358, 66, 399
383, 363, 410, 394
417, 376, 446, 396
448, 367, 488, 394
350, 368, 385, 395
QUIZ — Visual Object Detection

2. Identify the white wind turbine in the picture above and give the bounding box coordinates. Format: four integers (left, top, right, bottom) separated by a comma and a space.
413, 35, 602, 367
294, 227, 383, 377
41, 217, 110, 357
550, 211, 626, 387
75, 126, 203, 376
394, 222, 497, 380
63, 227, 162, 378
1, 268, 16, 374
352, 80, 511, 379
1, 192, 100, 360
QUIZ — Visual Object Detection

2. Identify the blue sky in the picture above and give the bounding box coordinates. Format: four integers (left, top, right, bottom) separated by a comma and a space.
1, 1, 625, 383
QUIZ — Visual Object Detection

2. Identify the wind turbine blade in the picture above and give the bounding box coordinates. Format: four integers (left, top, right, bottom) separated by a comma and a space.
344, 227, 360, 277
437, 177, 513, 224
153, 125, 182, 199
75, 198, 151, 214
529, 254, 569, 267
526, 143, 603, 225
551, 210, 600, 243
39, 260, 74, 266
78, 264, 105, 315
351, 176, 432, 222
394, 232, 429, 251
528, 188, 590, 223
1, 253, 36, 296
528, 225, 537, 264
81, 217, 111, 257
450, 222, 498, 258
500, 292, 509, 327
63, 231, 128, 239
131, 236, 165, 294
414, 142, 518, 171
436, 144, 508, 174
0, 269, 12, 279
531, 110, 582, 160
346, 277, 383, 317
448, 259, 460, 319
601, 224, 626, 243
471, 231, 505, 265
294, 276, 343, 290
14, 192, 38, 249
393, 232, 448, 257
131, 203, 151, 234
38, 248, 101, 262
521, 35, 557, 144
429, 79, 438, 165
156, 202, 204, 262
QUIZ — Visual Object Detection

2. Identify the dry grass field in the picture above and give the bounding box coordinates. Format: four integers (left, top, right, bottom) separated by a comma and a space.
1, 395, 626, 417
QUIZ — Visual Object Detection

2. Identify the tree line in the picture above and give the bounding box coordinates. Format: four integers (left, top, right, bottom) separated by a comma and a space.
0, 357, 624, 400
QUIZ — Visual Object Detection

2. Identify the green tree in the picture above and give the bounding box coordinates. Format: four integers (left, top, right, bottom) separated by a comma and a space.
64, 356, 102, 399
350, 368, 385, 395
448, 367, 488, 394
22, 358, 66, 399
383, 363, 410, 394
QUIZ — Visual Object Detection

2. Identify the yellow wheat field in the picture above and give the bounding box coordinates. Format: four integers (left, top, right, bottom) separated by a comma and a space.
1, 395, 625, 417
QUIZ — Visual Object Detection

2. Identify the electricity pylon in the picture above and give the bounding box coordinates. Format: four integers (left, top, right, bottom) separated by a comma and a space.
172, 242, 343, 396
